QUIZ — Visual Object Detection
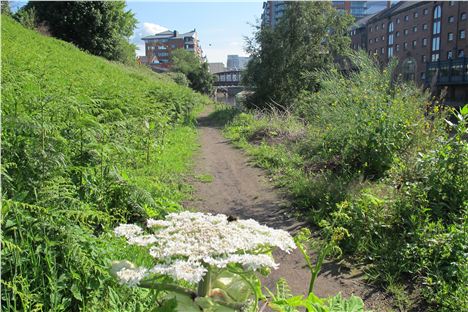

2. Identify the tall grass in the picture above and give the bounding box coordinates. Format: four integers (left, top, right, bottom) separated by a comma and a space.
1, 16, 208, 310
222, 53, 467, 311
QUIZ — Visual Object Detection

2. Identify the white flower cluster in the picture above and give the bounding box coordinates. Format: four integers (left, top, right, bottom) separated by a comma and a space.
114, 224, 143, 239
114, 212, 296, 285
111, 260, 148, 287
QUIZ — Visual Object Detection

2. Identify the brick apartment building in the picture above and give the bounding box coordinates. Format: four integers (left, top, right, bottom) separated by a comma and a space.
141, 29, 203, 71
350, 1, 468, 104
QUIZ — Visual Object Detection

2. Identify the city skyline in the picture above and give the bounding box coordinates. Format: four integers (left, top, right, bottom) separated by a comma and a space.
127, 2, 262, 64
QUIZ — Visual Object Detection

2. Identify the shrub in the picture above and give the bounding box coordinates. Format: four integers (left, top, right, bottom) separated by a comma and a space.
297, 53, 433, 179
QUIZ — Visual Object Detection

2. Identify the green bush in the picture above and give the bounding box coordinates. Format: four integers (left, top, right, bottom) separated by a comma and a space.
296, 53, 434, 179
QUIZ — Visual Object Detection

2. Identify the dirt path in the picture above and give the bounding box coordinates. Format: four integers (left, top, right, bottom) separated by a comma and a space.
185, 107, 393, 311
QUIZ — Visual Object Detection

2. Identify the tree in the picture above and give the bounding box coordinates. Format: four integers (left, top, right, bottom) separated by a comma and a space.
171, 49, 213, 94
244, 1, 353, 107
1, 1, 11, 15
21, 1, 137, 64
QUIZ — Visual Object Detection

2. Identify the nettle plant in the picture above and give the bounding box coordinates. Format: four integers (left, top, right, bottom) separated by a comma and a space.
111, 211, 296, 311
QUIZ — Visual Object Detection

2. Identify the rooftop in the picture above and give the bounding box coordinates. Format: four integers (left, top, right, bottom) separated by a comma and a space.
142, 29, 197, 41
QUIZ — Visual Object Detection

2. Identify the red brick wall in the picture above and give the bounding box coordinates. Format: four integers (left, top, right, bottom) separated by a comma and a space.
351, 1, 468, 85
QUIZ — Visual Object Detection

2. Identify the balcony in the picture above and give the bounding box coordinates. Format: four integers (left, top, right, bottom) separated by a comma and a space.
426, 58, 468, 85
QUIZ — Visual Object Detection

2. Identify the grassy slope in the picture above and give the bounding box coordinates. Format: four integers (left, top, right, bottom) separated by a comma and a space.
1, 16, 206, 311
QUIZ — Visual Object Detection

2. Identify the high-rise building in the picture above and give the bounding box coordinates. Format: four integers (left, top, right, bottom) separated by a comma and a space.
333, 1, 392, 18
367, 1, 392, 14
142, 29, 202, 71
333, 1, 367, 18
261, 1, 391, 27
349, 1, 468, 104
227, 55, 250, 70
261, 1, 286, 28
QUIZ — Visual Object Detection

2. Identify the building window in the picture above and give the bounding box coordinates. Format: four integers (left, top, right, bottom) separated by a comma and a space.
413, 40, 417, 48
460, 30, 466, 39
421, 72, 426, 80
432, 4, 442, 59
158, 45, 167, 50
369, 26, 373, 32
423, 8, 428, 15
423, 24, 428, 30
375, 49, 378, 54
388, 47, 394, 57
448, 51, 453, 59
369, 39, 373, 44
422, 38, 427, 47
382, 23, 385, 29
396, 44, 400, 51
376, 25, 379, 30
449, 16, 454, 23
449, 1, 455, 6
396, 31, 400, 37
404, 15, 409, 21
434, 5, 441, 19
396, 17, 400, 24
382, 35, 385, 41
381, 47, 384, 54
404, 29, 409, 35
404, 42, 408, 49
422, 55, 426, 63
462, 13, 467, 21
432, 37, 440, 51
433, 21, 441, 35
402, 58, 416, 80
414, 12, 418, 18
171, 44, 176, 49
448, 32, 454, 41
413, 26, 418, 33
458, 49, 465, 58
375, 37, 379, 42
388, 22, 394, 45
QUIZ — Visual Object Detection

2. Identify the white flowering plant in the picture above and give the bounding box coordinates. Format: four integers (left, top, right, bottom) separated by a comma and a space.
111, 211, 296, 310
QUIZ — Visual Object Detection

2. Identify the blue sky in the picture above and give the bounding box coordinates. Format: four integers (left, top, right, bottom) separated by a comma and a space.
127, 1, 264, 64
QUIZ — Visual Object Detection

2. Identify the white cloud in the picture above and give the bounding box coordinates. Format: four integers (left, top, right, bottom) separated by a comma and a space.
131, 22, 169, 56
141, 22, 168, 36
135, 43, 146, 56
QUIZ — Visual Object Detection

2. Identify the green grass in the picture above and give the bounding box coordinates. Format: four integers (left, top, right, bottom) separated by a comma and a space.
1, 15, 210, 311
195, 174, 214, 183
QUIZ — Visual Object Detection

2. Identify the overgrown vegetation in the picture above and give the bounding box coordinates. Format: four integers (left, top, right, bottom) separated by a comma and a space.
222, 54, 468, 311
1, 16, 210, 310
